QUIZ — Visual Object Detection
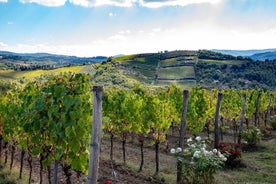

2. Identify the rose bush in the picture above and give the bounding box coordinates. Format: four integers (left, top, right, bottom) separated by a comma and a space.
217, 142, 242, 167
171, 136, 226, 184
241, 126, 262, 146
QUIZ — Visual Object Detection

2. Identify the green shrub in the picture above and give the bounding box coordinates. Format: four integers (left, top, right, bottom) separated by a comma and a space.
270, 118, 276, 130
241, 126, 262, 146
217, 142, 242, 168
171, 136, 226, 184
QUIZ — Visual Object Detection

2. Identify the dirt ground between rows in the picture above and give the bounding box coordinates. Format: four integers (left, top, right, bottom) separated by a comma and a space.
3, 128, 276, 184
1, 132, 179, 184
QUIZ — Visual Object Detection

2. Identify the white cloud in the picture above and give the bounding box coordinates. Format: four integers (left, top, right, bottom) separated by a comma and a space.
139, 0, 223, 8
16, 0, 223, 7
0, 0, 8, 3
108, 34, 128, 41
118, 30, 131, 34
0, 42, 8, 48
108, 12, 117, 17
19, 0, 67, 7
68, 0, 222, 7
69, 0, 90, 7
69, 0, 135, 7
3, 24, 276, 57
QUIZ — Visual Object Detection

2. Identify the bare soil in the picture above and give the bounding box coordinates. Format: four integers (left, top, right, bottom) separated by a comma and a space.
0, 132, 178, 184
3, 128, 275, 184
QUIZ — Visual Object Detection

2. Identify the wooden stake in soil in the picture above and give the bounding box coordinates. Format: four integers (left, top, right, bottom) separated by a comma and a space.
254, 92, 261, 127
214, 92, 222, 148
53, 160, 58, 184
177, 90, 189, 184
179, 90, 189, 148
19, 149, 25, 179
265, 94, 273, 127
87, 86, 103, 184
238, 94, 246, 144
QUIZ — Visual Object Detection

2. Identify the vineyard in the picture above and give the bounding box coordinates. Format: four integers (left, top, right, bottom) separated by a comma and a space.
0, 73, 276, 183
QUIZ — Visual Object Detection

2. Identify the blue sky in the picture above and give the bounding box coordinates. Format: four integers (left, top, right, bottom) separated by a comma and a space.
0, 0, 276, 56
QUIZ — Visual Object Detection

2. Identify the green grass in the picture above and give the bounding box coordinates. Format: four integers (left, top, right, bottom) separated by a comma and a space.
113, 52, 197, 86
0, 70, 15, 79
113, 54, 137, 62
0, 66, 85, 80
158, 66, 195, 79
0, 165, 28, 184
198, 59, 243, 65
159, 57, 196, 67
115, 54, 160, 79
216, 136, 276, 184
160, 50, 197, 59
156, 80, 196, 89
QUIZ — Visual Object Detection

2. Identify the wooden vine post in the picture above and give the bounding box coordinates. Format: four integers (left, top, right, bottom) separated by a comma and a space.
177, 90, 189, 184
265, 94, 273, 127
87, 86, 103, 184
254, 92, 261, 127
214, 92, 222, 148
238, 94, 246, 144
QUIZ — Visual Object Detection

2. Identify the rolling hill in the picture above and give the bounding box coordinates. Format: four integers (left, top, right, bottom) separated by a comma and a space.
212, 49, 276, 57
1, 50, 276, 90
112, 50, 276, 90
0, 50, 107, 68
250, 51, 276, 61
114, 50, 198, 89
212, 49, 276, 61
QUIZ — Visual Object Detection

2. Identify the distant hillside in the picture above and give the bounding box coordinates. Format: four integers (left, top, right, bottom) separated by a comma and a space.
0, 50, 107, 69
0, 51, 67, 57
113, 50, 198, 89
1, 50, 276, 90
250, 51, 276, 61
112, 50, 276, 90
212, 49, 276, 57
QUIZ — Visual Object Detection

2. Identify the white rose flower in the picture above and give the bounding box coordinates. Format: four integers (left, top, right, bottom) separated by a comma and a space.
187, 138, 193, 143
213, 149, 218, 153
205, 150, 212, 155
170, 148, 176, 154
184, 148, 189, 153
193, 150, 201, 158
195, 136, 201, 142
218, 152, 224, 158
176, 147, 182, 153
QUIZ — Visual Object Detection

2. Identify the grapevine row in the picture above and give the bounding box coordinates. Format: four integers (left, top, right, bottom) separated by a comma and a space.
0, 75, 275, 183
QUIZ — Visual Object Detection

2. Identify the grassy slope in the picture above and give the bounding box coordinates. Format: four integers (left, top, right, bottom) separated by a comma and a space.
216, 134, 276, 184
159, 57, 196, 67
158, 66, 195, 79
198, 59, 243, 65
0, 65, 85, 80
0, 51, 244, 89
114, 53, 159, 81
1, 51, 272, 90
114, 51, 198, 89
156, 80, 196, 89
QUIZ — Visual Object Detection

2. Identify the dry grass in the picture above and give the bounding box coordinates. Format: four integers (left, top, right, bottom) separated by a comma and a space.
0, 165, 28, 184
216, 132, 276, 184
0, 66, 85, 80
